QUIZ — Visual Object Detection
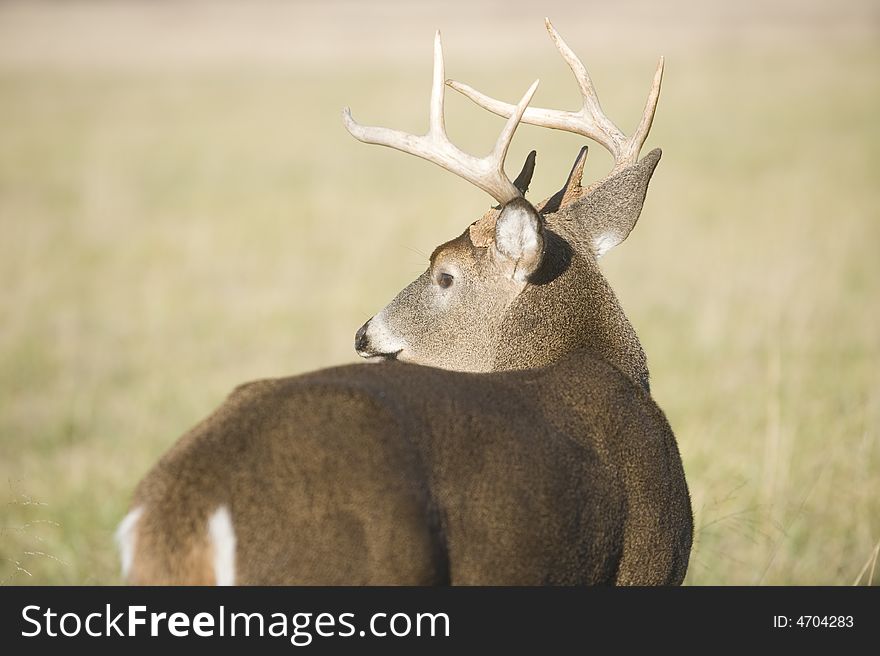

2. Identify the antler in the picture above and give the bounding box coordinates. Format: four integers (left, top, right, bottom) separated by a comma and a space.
343, 31, 540, 205
447, 18, 663, 177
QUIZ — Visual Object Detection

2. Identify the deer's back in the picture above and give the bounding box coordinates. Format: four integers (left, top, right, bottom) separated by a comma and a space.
130, 351, 690, 584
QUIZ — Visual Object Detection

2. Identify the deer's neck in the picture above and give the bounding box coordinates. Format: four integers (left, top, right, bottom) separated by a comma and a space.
491, 237, 649, 391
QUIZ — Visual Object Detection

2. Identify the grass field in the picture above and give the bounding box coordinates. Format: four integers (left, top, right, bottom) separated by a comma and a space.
1, 0, 878, 585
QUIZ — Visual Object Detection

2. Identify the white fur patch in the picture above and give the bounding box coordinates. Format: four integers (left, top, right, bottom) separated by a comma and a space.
115, 506, 144, 580
208, 505, 236, 586
593, 233, 619, 259
362, 309, 407, 357
496, 206, 539, 257
495, 204, 541, 282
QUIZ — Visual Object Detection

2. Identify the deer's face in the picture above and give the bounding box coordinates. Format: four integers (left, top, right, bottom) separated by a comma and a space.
344, 20, 663, 382
355, 198, 544, 372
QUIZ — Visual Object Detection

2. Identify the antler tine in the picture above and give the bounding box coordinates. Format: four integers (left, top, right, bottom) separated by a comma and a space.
429, 30, 446, 136
542, 17, 626, 159
625, 55, 664, 163
447, 18, 663, 173
342, 31, 540, 205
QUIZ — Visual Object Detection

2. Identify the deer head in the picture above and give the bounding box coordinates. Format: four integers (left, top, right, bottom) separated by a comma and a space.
345, 19, 663, 389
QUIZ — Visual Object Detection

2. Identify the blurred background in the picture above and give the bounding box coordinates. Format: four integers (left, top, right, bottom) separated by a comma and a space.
1, 0, 878, 585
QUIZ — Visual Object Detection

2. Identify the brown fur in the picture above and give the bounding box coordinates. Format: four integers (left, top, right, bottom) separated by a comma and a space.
363, 150, 660, 390
125, 148, 692, 585
131, 351, 690, 585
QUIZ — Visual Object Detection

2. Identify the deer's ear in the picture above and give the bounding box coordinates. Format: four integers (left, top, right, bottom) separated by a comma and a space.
553, 148, 662, 259
493, 198, 544, 283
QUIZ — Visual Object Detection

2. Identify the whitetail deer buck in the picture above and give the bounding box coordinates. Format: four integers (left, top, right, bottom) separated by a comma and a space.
118, 19, 692, 585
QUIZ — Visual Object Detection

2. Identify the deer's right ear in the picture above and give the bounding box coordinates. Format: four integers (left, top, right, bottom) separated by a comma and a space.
493, 198, 544, 283
563, 149, 662, 259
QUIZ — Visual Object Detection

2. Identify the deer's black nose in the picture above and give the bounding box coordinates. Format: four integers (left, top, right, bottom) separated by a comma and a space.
355, 320, 371, 354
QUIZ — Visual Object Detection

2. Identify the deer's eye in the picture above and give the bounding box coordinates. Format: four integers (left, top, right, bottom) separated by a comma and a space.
437, 272, 454, 289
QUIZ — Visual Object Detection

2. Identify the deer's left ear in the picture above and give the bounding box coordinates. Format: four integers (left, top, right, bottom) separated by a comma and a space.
493, 197, 544, 283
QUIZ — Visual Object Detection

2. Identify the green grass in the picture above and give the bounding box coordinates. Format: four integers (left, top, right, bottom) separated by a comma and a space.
1, 1, 878, 585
